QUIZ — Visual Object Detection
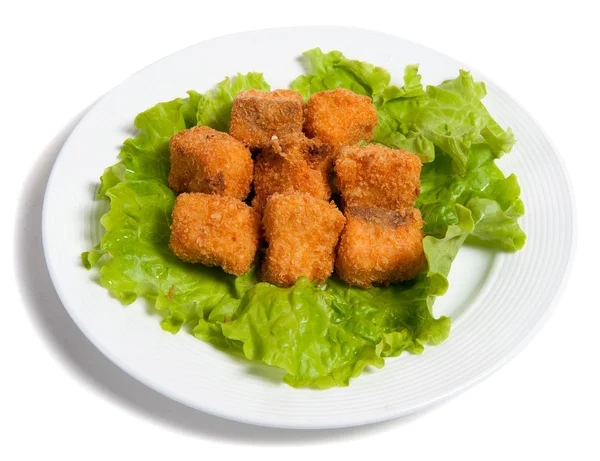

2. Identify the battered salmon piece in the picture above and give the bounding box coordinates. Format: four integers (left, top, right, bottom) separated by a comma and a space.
229, 89, 305, 151
252, 133, 332, 213
334, 144, 421, 210
261, 193, 346, 287
304, 88, 378, 148
169, 193, 260, 276
335, 207, 426, 288
168, 126, 253, 200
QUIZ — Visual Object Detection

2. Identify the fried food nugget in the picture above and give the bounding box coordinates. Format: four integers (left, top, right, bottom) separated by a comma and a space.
335, 207, 426, 288
169, 193, 260, 276
334, 144, 421, 210
252, 133, 332, 213
304, 88, 378, 148
229, 89, 305, 151
261, 193, 346, 287
168, 126, 253, 200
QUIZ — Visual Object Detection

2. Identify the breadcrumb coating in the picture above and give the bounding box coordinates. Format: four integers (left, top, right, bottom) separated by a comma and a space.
261, 193, 346, 287
252, 133, 332, 213
334, 143, 421, 210
168, 126, 253, 200
169, 193, 260, 276
304, 88, 378, 148
229, 89, 305, 151
335, 207, 426, 288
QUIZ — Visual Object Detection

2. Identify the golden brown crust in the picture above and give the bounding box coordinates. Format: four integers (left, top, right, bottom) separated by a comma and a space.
251, 133, 332, 214
169, 193, 260, 276
260, 193, 346, 287
229, 89, 305, 151
335, 207, 426, 288
334, 143, 421, 210
168, 126, 253, 200
304, 88, 378, 148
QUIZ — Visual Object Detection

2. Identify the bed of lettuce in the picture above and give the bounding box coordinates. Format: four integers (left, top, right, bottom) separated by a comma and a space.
82, 49, 525, 388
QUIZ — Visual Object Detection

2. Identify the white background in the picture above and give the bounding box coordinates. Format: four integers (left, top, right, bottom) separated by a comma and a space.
3, 0, 598, 459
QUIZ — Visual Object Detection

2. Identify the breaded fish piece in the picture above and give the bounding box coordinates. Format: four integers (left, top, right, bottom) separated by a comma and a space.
169, 193, 260, 276
168, 126, 253, 200
304, 88, 378, 148
261, 193, 346, 287
335, 207, 426, 288
252, 133, 332, 213
229, 89, 305, 151
334, 144, 421, 210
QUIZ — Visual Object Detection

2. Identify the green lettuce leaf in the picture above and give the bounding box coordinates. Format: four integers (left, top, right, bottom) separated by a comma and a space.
373, 65, 436, 163
291, 48, 391, 99
376, 69, 515, 174
418, 144, 525, 250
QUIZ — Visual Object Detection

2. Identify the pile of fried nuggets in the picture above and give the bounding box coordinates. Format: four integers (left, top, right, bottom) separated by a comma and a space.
168, 87, 425, 288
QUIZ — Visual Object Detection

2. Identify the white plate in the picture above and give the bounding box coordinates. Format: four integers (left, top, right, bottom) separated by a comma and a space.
42, 26, 575, 429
